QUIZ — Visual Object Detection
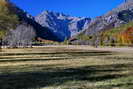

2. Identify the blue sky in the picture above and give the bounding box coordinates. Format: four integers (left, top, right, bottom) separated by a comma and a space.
11, 0, 124, 18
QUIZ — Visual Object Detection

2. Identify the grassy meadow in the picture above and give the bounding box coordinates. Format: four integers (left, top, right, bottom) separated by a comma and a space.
0, 45, 133, 89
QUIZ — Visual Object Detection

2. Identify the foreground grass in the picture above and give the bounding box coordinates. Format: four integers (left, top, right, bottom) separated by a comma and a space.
0, 46, 133, 89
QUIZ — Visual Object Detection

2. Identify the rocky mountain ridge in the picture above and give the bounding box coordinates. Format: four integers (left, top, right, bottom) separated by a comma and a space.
35, 11, 91, 40
81, 1, 133, 36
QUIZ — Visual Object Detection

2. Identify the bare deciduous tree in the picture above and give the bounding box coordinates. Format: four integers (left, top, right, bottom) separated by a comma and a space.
6, 23, 36, 48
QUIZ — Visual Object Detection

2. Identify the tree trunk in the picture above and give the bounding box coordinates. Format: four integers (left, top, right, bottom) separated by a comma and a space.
0, 39, 2, 50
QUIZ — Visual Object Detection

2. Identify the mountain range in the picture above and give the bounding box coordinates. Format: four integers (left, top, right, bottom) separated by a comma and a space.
0, 0, 91, 42
83, 0, 133, 35
35, 11, 91, 40
0, 0, 133, 46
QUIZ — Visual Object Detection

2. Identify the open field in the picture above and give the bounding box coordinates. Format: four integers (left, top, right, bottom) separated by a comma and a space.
0, 45, 133, 89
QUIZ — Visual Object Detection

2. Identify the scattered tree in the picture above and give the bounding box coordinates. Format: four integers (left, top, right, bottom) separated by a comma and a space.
5, 23, 36, 48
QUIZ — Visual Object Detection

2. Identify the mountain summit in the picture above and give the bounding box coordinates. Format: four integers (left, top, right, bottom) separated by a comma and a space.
35, 11, 91, 40
82, 0, 133, 35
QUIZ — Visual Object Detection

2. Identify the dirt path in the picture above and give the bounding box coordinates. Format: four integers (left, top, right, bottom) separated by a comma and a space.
1, 45, 133, 54
32, 45, 133, 53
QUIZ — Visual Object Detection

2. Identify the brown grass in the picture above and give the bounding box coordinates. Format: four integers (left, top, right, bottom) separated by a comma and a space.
0, 46, 133, 89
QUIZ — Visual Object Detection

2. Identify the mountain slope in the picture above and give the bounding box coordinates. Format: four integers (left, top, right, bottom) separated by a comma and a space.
10, 3, 64, 42
84, 1, 133, 35
70, 1, 133, 46
0, 0, 19, 40
0, 0, 64, 42
100, 22, 133, 46
35, 11, 91, 40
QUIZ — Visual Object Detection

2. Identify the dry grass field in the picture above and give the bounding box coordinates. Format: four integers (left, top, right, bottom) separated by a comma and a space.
0, 45, 133, 89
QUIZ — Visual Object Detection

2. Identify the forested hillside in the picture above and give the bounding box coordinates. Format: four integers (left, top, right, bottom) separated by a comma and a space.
101, 22, 133, 46
0, 0, 19, 41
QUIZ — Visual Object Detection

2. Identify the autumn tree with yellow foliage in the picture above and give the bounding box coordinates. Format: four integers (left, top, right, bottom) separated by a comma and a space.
0, 0, 19, 46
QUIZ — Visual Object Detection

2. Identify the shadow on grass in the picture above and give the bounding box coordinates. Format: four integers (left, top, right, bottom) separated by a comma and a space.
0, 51, 114, 63
0, 51, 113, 56
0, 63, 131, 89
105, 56, 133, 60
0, 57, 71, 63
99, 82, 133, 89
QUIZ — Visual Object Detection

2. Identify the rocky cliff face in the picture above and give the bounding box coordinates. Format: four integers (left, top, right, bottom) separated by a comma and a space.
35, 11, 91, 40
